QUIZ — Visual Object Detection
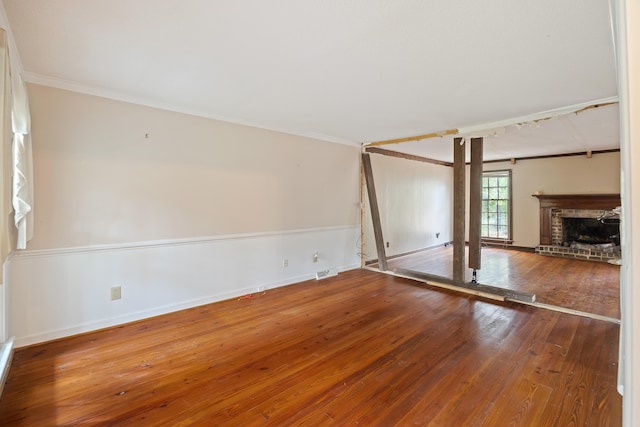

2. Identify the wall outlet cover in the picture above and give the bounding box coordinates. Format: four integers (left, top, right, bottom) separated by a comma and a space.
110, 286, 122, 300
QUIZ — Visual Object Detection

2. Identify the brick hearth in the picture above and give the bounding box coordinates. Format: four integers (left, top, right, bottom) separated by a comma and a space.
535, 244, 620, 263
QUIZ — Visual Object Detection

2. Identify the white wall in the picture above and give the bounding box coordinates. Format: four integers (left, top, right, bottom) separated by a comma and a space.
27, 84, 361, 249
363, 153, 453, 260
363, 149, 619, 262
483, 152, 620, 247
5, 84, 362, 347
7, 226, 358, 347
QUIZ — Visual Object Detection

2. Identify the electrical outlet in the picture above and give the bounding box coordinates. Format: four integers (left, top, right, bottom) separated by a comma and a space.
386, 242, 389, 248
313, 252, 319, 263
283, 259, 288, 268
110, 286, 122, 301
436, 232, 440, 238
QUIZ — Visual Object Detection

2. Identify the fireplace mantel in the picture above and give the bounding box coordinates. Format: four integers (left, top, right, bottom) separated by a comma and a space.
533, 194, 620, 245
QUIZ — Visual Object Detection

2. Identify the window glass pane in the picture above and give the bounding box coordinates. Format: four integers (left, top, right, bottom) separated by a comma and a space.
480, 171, 511, 240
498, 227, 509, 239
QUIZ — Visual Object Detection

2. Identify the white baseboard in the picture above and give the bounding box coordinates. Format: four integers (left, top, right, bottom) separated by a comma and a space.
6, 226, 360, 347
0, 337, 14, 397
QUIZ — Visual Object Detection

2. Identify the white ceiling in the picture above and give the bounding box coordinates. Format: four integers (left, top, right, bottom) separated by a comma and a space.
0, 0, 619, 162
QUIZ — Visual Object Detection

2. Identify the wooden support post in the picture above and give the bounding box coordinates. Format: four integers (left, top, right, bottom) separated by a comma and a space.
453, 137, 466, 282
469, 137, 483, 270
362, 153, 388, 271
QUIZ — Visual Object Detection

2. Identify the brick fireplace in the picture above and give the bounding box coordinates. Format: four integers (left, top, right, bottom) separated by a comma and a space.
533, 194, 621, 262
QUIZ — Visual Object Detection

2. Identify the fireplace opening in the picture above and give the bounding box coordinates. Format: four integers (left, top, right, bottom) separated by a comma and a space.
562, 217, 620, 247
534, 194, 621, 262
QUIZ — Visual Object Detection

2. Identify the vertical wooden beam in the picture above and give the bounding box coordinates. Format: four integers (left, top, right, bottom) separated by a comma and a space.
469, 137, 483, 270
360, 151, 367, 268
453, 137, 466, 282
362, 153, 388, 271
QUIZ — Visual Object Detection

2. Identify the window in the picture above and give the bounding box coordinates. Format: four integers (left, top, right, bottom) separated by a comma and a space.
481, 170, 512, 241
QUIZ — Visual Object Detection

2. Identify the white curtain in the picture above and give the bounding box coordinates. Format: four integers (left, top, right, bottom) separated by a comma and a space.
9, 51, 32, 249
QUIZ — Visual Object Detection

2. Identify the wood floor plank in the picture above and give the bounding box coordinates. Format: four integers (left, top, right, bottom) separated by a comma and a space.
425, 308, 545, 425
480, 378, 553, 427
309, 307, 491, 425
539, 317, 620, 426
384, 246, 620, 318
0, 269, 621, 426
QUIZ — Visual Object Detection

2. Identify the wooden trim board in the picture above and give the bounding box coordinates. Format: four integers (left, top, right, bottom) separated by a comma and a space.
393, 268, 536, 303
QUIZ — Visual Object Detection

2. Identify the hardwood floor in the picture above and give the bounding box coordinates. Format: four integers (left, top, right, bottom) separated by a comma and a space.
0, 269, 621, 426
383, 246, 620, 319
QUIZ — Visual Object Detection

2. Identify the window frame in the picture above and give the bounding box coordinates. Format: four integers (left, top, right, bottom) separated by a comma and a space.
480, 169, 513, 243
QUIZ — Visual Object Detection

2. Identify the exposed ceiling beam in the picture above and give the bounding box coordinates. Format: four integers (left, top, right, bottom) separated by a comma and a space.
365, 129, 459, 148
365, 97, 619, 148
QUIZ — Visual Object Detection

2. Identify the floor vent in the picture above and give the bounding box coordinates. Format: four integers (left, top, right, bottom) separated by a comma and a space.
316, 268, 338, 280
